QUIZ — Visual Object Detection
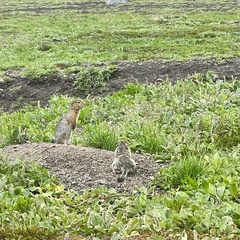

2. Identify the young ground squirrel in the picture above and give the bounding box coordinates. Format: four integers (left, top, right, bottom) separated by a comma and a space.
51, 101, 84, 144
111, 140, 136, 182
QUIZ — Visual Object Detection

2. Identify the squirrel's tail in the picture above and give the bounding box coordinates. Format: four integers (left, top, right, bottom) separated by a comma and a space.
117, 168, 129, 182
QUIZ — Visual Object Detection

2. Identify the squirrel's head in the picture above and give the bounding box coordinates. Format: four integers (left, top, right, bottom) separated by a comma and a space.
118, 140, 129, 148
70, 101, 84, 111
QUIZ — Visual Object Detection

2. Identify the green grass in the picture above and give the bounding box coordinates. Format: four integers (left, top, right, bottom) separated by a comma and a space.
1, 0, 240, 238
1, 75, 240, 238
0, 0, 239, 80
1, 74, 240, 154
0, 152, 240, 239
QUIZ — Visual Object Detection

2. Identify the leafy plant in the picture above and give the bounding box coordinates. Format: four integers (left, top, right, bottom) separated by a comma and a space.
188, 71, 214, 83
73, 65, 117, 94
213, 113, 240, 149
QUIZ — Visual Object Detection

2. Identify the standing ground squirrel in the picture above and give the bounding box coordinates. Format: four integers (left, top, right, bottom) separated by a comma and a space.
111, 140, 136, 182
51, 101, 84, 144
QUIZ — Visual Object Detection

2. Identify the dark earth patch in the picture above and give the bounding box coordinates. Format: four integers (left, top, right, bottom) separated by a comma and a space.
1, 57, 240, 112
1, 143, 166, 193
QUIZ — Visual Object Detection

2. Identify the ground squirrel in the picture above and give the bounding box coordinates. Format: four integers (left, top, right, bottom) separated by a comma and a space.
111, 140, 136, 182
51, 101, 84, 144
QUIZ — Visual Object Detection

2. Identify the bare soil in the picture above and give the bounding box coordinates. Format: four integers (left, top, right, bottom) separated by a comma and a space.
1, 57, 240, 112
2, 143, 166, 193
1, 1, 240, 193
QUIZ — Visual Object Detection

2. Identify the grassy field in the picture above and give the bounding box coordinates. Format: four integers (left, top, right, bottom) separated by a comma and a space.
0, 0, 239, 79
1, 0, 240, 239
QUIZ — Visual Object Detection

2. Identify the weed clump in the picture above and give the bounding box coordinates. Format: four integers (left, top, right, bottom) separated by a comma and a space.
155, 156, 207, 190
74, 65, 117, 94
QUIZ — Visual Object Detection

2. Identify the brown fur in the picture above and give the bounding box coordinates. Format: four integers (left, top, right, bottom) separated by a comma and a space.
112, 141, 136, 182
52, 101, 84, 144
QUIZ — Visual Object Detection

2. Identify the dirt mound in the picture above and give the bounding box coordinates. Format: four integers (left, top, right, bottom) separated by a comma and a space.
2, 143, 166, 193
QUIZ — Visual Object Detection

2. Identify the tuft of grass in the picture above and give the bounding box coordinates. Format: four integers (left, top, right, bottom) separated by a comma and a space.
126, 120, 167, 156
78, 122, 119, 151
73, 65, 117, 94
155, 156, 207, 190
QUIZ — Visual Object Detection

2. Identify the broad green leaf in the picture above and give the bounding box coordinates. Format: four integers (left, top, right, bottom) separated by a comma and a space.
202, 180, 210, 194
216, 186, 226, 198
229, 183, 238, 198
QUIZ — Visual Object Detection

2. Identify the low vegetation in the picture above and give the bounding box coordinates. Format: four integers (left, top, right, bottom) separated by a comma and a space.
1, 0, 240, 238
73, 65, 117, 94
1, 75, 240, 238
